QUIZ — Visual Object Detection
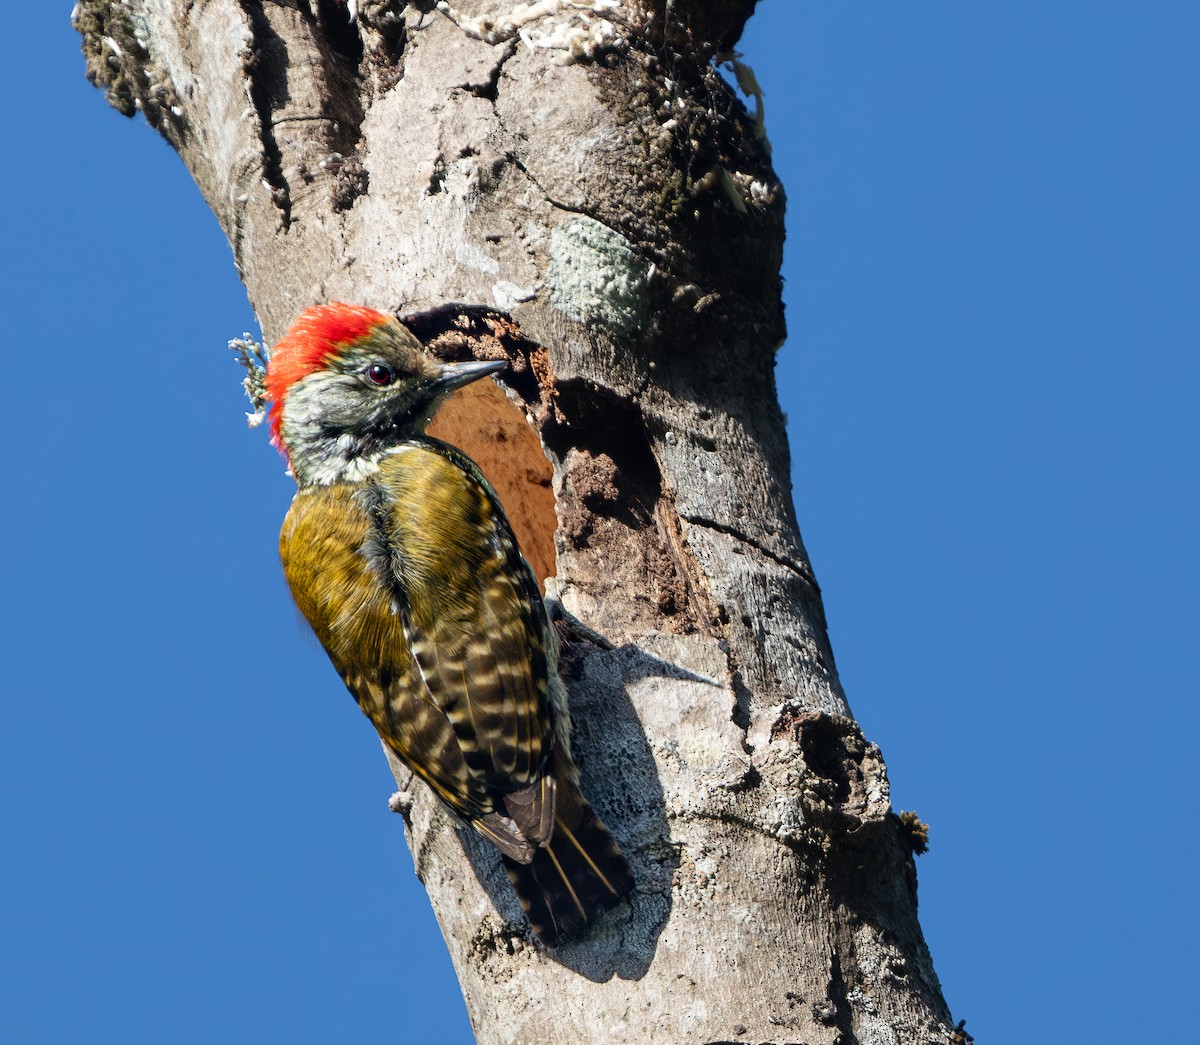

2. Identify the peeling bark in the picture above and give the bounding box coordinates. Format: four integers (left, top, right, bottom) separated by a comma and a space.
77, 2, 953, 1041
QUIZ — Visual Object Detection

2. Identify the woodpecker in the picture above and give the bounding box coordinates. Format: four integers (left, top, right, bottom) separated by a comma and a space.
263, 302, 633, 944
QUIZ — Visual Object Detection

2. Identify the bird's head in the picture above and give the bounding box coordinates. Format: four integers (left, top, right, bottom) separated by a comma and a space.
264, 302, 506, 486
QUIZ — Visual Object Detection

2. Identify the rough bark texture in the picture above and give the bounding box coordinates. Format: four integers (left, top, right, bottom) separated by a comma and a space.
78, 2, 953, 1041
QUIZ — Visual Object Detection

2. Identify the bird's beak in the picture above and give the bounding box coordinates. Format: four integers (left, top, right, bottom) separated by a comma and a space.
431, 358, 508, 395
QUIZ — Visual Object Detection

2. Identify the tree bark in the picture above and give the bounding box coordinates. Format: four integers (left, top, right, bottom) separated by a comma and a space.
77, 2, 954, 1041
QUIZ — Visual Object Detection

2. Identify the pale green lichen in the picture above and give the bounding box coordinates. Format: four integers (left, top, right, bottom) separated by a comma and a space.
548, 216, 649, 336
229, 334, 270, 427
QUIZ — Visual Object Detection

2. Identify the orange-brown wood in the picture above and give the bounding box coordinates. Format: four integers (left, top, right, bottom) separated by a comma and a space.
429, 380, 556, 588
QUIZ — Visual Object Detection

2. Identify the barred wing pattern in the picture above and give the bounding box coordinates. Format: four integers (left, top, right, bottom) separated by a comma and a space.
279, 438, 632, 940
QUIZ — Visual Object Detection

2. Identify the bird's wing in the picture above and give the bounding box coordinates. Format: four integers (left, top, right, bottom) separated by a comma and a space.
374, 442, 556, 811
279, 481, 510, 836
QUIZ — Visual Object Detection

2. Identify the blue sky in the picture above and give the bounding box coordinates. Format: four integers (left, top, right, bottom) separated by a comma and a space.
4, 4, 1196, 1042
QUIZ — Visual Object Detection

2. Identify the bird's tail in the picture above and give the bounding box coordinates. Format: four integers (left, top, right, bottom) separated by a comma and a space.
503, 779, 634, 945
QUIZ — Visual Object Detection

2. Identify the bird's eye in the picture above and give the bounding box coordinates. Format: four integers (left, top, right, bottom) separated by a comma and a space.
365, 363, 395, 386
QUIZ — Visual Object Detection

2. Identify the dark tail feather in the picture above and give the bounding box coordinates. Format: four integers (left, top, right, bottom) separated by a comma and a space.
503, 786, 634, 945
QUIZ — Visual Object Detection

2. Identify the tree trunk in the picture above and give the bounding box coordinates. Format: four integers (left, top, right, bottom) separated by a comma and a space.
77, 1, 953, 1041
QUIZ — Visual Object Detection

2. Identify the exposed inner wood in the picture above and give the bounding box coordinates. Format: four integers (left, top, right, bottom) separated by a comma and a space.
428, 380, 557, 587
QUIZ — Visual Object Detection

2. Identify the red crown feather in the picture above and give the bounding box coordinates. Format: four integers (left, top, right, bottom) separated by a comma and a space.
265, 302, 393, 450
